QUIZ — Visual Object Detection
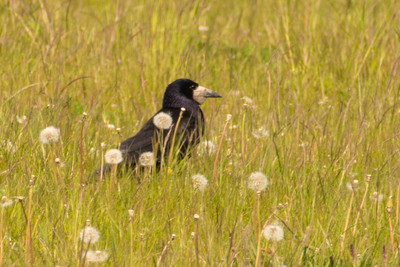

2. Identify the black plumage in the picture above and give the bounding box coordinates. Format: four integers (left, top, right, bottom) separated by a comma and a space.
96, 78, 221, 176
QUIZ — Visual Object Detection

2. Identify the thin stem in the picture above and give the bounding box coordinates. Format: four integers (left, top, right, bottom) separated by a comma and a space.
0, 208, 4, 266
254, 193, 262, 266
212, 116, 231, 181
340, 190, 354, 256
352, 181, 369, 235
195, 220, 200, 267
167, 108, 184, 168
80, 117, 85, 186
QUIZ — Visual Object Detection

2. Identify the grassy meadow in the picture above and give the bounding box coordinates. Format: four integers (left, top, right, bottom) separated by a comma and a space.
1, 0, 400, 265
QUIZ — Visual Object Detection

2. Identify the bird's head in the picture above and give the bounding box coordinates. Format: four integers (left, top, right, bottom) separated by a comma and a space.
163, 79, 221, 110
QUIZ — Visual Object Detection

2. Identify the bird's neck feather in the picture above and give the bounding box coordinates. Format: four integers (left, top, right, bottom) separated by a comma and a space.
162, 94, 200, 116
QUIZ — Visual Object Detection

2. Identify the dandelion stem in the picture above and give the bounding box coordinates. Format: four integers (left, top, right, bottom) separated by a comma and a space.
130, 220, 134, 267
167, 108, 184, 168
396, 181, 400, 227
100, 146, 104, 182
240, 111, 246, 163
340, 189, 354, 256
80, 116, 85, 186
156, 235, 174, 267
0, 208, 4, 266
254, 193, 262, 266
195, 220, 200, 267
212, 116, 230, 181
352, 180, 369, 235
25, 186, 34, 264
386, 196, 394, 253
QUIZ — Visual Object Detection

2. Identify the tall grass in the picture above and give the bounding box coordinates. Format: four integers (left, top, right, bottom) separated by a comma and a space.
1, 0, 400, 265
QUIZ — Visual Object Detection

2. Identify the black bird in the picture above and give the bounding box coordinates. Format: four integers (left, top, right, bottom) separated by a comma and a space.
96, 78, 221, 176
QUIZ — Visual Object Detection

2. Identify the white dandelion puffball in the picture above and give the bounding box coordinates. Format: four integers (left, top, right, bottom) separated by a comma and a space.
139, 151, 155, 166
197, 140, 216, 156
153, 112, 172, 130
105, 149, 123, 164
241, 96, 253, 106
262, 224, 284, 242
247, 172, 269, 192
198, 25, 209, 32
86, 250, 109, 263
79, 226, 100, 244
252, 126, 269, 139
192, 174, 208, 191
16, 115, 27, 124
0, 196, 13, 208
40, 126, 60, 144
370, 192, 384, 202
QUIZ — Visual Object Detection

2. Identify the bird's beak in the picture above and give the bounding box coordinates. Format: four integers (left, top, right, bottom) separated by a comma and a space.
193, 86, 222, 104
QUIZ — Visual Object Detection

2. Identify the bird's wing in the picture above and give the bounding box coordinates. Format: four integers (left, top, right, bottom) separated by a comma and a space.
118, 108, 202, 164
119, 119, 156, 159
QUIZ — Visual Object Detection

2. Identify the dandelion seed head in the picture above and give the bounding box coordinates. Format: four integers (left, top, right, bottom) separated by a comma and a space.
153, 112, 172, 130
79, 226, 100, 244
16, 115, 27, 124
139, 151, 155, 166
197, 140, 216, 156
194, 214, 200, 220
198, 25, 209, 32
262, 223, 284, 242
346, 179, 359, 191
370, 192, 384, 201
4, 140, 15, 153
252, 126, 269, 139
226, 114, 232, 121
247, 172, 269, 192
107, 124, 115, 130
128, 209, 134, 218
40, 126, 60, 144
192, 174, 208, 191
241, 96, 253, 106
105, 149, 123, 164
86, 250, 109, 263
0, 196, 13, 208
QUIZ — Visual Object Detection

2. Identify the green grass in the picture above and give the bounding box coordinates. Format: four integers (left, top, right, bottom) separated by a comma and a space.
1, 0, 400, 265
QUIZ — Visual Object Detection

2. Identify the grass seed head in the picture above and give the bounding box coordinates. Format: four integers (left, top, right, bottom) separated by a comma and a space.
153, 112, 173, 130
105, 149, 123, 164
39, 126, 60, 144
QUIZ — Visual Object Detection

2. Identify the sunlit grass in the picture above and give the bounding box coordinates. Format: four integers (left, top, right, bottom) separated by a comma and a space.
1, 0, 400, 265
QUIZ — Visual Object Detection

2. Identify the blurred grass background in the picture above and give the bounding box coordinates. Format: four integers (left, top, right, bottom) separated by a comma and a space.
1, 0, 400, 265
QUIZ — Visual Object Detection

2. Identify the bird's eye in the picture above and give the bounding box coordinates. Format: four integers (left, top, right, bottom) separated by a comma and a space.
190, 85, 197, 89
